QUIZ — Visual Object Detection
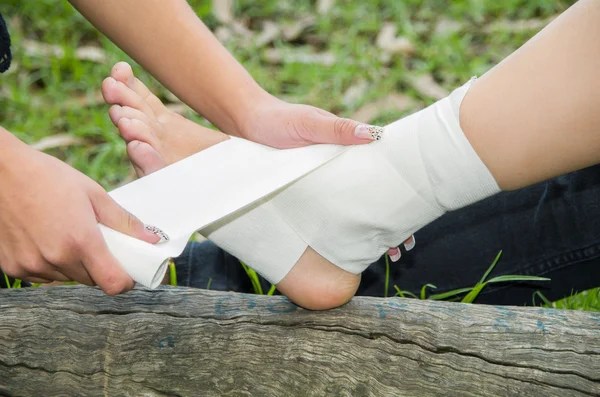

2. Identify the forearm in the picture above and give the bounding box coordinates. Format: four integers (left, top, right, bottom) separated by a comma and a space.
0, 126, 27, 171
69, 0, 267, 136
461, 0, 600, 191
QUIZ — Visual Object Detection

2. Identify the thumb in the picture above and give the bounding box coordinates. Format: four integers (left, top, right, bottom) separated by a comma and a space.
90, 188, 162, 244
310, 111, 381, 145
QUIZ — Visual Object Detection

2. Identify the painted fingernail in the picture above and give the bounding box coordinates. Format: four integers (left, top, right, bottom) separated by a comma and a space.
389, 247, 401, 262
404, 235, 416, 251
355, 124, 384, 141
354, 125, 373, 140
145, 224, 170, 243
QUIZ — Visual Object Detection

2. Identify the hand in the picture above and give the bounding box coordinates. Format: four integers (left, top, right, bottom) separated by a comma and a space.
239, 95, 379, 149
0, 133, 160, 295
238, 96, 416, 259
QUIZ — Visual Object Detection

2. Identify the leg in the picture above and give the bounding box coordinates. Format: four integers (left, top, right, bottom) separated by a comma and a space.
102, 63, 360, 310
360, 165, 600, 304
177, 166, 600, 305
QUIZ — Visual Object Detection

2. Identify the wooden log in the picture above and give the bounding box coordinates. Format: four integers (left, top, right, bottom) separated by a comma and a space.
0, 286, 598, 396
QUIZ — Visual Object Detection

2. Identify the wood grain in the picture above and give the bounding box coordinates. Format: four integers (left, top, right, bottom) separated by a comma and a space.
0, 286, 598, 396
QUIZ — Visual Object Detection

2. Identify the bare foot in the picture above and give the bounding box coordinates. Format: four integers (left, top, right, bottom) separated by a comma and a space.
102, 62, 360, 310
102, 62, 229, 177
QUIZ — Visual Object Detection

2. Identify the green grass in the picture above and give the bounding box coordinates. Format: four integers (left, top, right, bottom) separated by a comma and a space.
1, 0, 596, 310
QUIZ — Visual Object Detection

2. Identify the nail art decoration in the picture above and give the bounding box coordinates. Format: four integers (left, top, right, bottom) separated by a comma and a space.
145, 224, 170, 243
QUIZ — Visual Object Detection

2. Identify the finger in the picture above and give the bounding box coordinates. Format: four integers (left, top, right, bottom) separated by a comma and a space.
79, 227, 135, 296
21, 276, 54, 284
89, 188, 162, 244
23, 267, 70, 283
308, 111, 377, 145
387, 247, 401, 262
52, 261, 95, 286
403, 235, 416, 251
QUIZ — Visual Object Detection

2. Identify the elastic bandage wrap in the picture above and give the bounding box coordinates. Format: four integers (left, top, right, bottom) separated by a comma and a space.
202, 78, 500, 283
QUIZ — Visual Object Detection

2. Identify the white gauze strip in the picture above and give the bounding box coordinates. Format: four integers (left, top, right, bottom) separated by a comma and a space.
102, 79, 499, 288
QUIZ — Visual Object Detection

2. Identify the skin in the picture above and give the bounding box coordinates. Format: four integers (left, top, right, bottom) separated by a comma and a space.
461, 0, 600, 191
100, 0, 600, 308
0, 128, 160, 294
1, 0, 386, 296
68, 0, 374, 148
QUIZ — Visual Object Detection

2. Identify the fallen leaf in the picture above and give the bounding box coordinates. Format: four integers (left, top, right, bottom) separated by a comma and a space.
434, 19, 463, 36
342, 80, 369, 107
23, 40, 107, 63
165, 91, 182, 104
213, 0, 234, 24
165, 103, 193, 115
74, 46, 107, 63
30, 134, 86, 151
376, 23, 414, 55
215, 26, 233, 43
351, 94, 416, 124
317, 0, 336, 15
409, 74, 448, 100
484, 16, 556, 33
62, 92, 106, 110
264, 48, 336, 65
255, 21, 281, 47
282, 15, 316, 41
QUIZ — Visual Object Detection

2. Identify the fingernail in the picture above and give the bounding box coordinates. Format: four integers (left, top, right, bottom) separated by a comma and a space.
404, 235, 416, 251
145, 224, 170, 243
389, 247, 401, 262
354, 125, 384, 141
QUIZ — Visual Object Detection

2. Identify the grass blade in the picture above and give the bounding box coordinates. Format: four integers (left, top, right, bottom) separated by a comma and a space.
487, 275, 550, 283
240, 261, 263, 295
429, 287, 474, 301
384, 254, 390, 298
267, 284, 277, 296
3, 273, 11, 289
461, 282, 487, 303
394, 285, 418, 299
533, 290, 553, 307
479, 250, 502, 285
168, 259, 177, 286
13, 279, 22, 289
206, 277, 212, 290
420, 284, 437, 300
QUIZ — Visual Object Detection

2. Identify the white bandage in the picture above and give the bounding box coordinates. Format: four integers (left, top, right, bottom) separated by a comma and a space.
102, 78, 499, 288
203, 78, 499, 281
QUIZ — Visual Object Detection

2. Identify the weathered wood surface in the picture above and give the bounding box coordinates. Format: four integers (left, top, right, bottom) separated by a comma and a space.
0, 286, 598, 397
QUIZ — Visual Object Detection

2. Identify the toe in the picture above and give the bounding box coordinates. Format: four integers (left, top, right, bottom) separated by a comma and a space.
111, 62, 135, 87
109, 105, 151, 128
126, 140, 166, 177
102, 77, 154, 116
111, 62, 166, 117
117, 118, 155, 145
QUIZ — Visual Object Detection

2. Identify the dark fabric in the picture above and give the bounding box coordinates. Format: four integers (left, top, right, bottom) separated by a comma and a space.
172, 165, 600, 306
0, 13, 12, 73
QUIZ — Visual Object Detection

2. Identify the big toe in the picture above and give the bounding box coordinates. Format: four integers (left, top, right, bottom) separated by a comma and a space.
127, 140, 166, 177
102, 77, 154, 116
111, 62, 135, 87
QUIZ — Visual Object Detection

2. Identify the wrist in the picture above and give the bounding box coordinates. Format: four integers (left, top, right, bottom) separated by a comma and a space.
232, 88, 280, 140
